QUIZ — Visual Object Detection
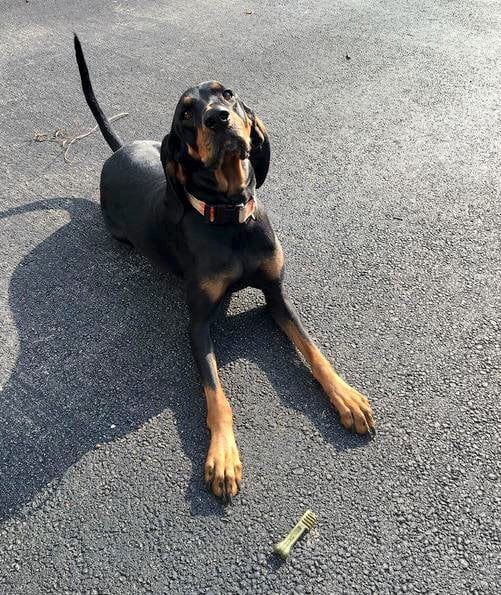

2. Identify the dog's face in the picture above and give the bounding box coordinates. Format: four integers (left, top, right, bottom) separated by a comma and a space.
171, 81, 257, 170
161, 81, 270, 220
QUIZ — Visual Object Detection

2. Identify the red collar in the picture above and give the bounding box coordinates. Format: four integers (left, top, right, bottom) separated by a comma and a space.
186, 192, 256, 224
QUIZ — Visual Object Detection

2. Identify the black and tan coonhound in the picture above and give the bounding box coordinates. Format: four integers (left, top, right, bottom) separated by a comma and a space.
74, 35, 375, 502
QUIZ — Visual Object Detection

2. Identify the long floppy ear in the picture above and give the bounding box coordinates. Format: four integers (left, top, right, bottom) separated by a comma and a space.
242, 103, 271, 189
160, 131, 185, 224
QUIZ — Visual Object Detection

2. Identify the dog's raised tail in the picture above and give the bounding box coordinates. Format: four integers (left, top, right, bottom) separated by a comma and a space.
74, 34, 123, 152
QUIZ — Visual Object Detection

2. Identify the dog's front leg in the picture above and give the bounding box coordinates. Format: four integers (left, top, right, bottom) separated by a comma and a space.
188, 282, 242, 502
262, 280, 375, 435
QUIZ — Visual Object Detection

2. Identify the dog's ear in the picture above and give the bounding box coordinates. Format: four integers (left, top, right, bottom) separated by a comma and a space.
242, 102, 270, 189
160, 131, 185, 224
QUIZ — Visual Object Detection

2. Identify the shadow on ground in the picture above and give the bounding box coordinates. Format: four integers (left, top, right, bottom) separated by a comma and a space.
0, 197, 367, 523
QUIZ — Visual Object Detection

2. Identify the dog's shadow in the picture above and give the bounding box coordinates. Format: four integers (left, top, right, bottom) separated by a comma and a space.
0, 197, 366, 522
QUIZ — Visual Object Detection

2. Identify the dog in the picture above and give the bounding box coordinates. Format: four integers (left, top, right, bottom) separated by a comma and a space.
74, 35, 375, 502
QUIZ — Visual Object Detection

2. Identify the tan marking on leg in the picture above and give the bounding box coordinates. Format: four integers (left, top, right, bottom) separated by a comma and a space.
204, 382, 233, 430
199, 276, 229, 303
199, 264, 242, 303
203, 368, 242, 499
281, 321, 375, 434
260, 242, 284, 280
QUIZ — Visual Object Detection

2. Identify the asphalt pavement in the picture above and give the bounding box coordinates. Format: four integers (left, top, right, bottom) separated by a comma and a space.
0, 1, 499, 593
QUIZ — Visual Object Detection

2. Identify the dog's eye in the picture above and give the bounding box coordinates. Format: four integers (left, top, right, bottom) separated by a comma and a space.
182, 109, 193, 120
222, 89, 233, 101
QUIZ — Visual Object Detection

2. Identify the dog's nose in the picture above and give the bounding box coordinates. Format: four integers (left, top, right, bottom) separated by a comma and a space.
204, 107, 230, 130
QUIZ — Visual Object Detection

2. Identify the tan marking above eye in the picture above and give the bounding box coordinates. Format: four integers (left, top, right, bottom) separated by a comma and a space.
182, 96, 194, 106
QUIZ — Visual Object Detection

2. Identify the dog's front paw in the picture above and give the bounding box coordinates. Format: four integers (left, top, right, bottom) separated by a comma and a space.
205, 429, 242, 503
329, 379, 375, 435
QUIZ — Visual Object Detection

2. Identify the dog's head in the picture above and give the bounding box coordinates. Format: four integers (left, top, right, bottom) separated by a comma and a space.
160, 81, 270, 222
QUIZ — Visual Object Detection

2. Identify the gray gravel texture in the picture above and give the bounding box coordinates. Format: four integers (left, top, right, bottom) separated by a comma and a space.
1, 0, 500, 593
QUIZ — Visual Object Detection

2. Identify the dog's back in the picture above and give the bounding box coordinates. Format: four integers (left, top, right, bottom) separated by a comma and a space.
100, 140, 163, 237
100, 141, 181, 269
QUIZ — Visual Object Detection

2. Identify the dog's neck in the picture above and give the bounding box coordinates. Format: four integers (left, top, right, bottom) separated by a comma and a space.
182, 155, 256, 205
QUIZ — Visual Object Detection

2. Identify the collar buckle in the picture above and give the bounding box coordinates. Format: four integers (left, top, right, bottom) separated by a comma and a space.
190, 193, 256, 225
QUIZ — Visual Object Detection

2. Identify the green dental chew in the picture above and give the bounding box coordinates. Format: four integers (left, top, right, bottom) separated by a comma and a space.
273, 510, 318, 559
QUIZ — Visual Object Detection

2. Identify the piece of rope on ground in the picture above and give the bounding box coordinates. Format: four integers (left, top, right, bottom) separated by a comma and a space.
33, 112, 129, 163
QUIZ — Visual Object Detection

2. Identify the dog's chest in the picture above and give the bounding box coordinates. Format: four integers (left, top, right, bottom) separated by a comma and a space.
186, 218, 278, 286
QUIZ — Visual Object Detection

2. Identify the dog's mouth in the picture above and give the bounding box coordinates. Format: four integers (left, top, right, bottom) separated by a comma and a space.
204, 128, 250, 170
